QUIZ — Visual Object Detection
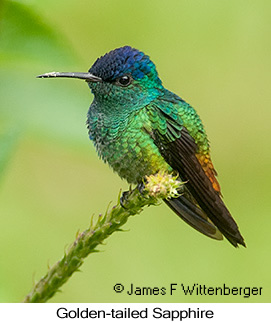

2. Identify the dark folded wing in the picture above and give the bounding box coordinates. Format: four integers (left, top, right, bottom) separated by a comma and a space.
151, 108, 245, 247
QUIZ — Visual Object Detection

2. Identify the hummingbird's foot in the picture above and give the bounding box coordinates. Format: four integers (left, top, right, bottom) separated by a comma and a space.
120, 181, 148, 208
137, 181, 147, 198
120, 190, 130, 209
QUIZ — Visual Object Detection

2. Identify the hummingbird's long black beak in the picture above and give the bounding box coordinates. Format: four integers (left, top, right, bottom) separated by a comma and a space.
36, 72, 102, 82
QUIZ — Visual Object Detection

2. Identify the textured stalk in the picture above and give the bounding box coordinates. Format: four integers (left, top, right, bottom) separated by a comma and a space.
23, 172, 182, 303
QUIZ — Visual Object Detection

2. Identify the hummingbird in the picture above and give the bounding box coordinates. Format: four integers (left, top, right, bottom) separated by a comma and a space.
38, 46, 245, 247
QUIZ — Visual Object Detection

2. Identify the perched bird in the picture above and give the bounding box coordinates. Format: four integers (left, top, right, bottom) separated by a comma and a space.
38, 46, 245, 247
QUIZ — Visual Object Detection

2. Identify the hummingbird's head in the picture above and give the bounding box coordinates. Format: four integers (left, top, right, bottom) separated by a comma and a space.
38, 46, 163, 112
87, 46, 163, 109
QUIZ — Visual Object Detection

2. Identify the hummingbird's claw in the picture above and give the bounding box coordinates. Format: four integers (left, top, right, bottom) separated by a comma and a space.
120, 190, 130, 209
137, 181, 147, 198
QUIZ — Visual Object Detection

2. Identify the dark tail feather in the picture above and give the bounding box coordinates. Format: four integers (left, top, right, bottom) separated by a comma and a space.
164, 195, 223, 241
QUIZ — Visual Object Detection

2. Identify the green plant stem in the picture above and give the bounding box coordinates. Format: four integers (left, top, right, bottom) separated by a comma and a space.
23, 173, 182, 303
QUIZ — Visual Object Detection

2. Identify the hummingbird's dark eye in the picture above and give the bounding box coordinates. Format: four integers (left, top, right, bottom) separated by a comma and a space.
117, 75, 132, 87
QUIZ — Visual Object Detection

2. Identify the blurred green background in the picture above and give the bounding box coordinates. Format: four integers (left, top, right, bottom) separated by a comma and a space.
0, 0, 270, 303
